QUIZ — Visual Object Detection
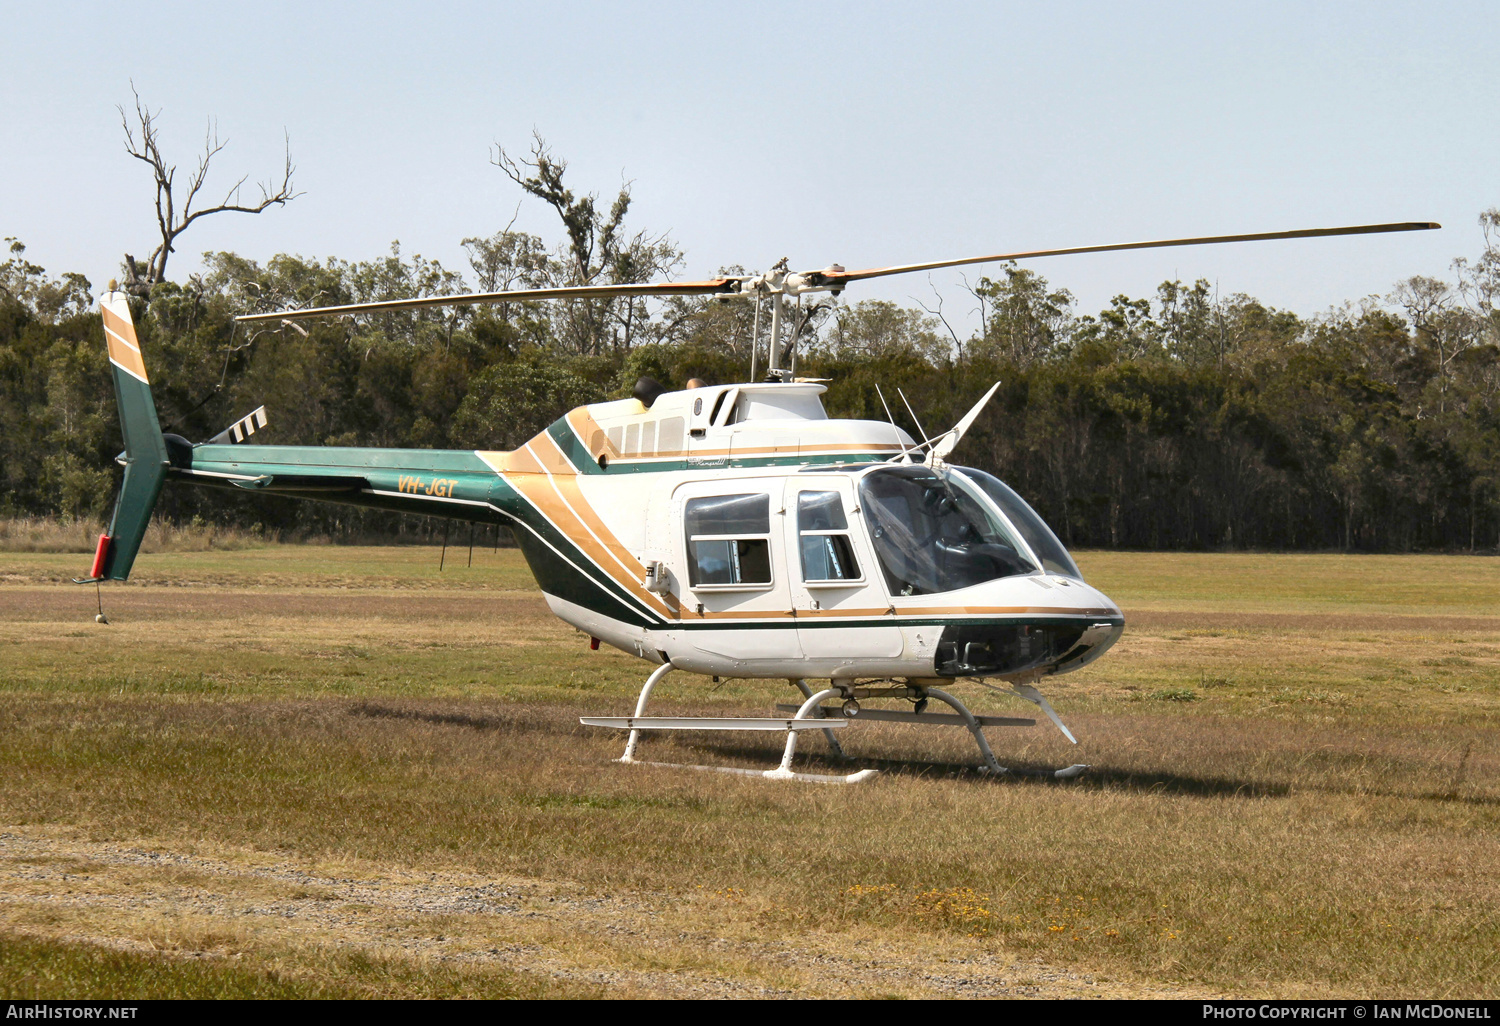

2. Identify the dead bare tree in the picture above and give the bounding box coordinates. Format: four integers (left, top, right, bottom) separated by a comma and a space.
912, 275, 967, 363
491, 133, 680, 354
120, 83, 300, 295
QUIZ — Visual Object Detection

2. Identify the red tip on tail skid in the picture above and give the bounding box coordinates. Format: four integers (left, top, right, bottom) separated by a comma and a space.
90, 534, 111, 580
590, 637, 600, 651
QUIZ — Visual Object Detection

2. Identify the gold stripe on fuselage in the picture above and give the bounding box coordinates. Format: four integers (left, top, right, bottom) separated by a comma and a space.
491, 433, 676, 621
529, 431, 677, 618
476, 448, 545, 475
532, 432, 661, 588
567, 407, 619, 462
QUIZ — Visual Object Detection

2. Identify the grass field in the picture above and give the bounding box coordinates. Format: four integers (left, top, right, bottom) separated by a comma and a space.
0, 545, 1496, 998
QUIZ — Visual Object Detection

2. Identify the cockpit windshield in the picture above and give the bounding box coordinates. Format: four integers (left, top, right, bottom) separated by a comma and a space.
950, 466, 1083, 579
859, 466, 1038, 596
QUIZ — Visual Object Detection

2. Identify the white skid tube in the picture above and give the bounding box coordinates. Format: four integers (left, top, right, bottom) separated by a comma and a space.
634, 761, 879, 785
585, 668, 1086, 783
581, 716, 848, 732
774, 704, 1035, 728
780, 687, 1089, 779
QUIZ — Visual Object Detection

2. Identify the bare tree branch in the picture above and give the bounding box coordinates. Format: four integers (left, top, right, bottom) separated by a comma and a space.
912, 275, 966, 362
490, 133, 680, 354
119, 83, 302, 293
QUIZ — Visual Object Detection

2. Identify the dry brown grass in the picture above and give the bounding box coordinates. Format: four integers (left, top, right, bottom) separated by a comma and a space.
0, 548, 1496, 998
0, 516, 268, 554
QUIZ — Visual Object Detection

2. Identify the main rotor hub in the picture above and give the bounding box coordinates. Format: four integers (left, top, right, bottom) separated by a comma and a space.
737, 258, 846, 297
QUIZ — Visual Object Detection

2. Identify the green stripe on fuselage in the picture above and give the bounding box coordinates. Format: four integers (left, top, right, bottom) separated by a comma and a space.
489, 485, 661, 628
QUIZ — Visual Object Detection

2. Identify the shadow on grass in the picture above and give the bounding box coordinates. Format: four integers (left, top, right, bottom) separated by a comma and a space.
655, 737, 1290, 796
657, 740, 1500, 804
346, 699, 1500, 806
346, 701, 517, 732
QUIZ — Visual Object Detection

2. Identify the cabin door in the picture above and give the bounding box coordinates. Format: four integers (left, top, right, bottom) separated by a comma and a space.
784, 477, 904, 664
669, 478, 802, 664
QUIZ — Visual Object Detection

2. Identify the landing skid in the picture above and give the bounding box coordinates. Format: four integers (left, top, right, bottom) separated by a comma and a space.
581, 665, 1088, 782
634, 760, 879, 785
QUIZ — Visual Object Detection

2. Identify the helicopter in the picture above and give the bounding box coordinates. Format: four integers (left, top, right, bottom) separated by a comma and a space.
83, 220, 1439, 782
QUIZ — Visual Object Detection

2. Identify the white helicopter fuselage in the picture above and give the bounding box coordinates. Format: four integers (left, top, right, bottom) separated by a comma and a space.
479, 381, 1124, 684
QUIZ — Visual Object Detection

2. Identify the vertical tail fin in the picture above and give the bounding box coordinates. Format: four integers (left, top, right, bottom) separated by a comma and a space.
92, 289, 169, 581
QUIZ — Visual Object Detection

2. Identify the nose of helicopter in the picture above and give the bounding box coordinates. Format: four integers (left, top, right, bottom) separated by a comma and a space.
926, 573, 1125, 679
1039, 576, 1126, 673
1054, 575, 1124, 620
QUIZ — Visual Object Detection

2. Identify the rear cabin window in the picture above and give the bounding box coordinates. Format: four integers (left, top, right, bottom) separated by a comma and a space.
797, 490, 862, 583
685, 493, 772, 588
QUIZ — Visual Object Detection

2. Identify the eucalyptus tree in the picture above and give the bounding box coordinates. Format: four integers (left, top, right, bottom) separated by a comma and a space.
492, 133, 682, 355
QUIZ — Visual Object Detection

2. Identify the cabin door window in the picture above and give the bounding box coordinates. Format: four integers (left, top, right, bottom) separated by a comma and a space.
671, 481, 800, 663
796, 490, 862, 583
683, 493, 773, 589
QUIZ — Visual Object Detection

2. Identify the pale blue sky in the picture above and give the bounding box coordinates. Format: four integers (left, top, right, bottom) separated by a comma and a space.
3, 1, 1495, 331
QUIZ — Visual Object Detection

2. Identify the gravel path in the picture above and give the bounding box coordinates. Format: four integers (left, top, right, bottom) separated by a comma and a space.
0, 828, 1195, 999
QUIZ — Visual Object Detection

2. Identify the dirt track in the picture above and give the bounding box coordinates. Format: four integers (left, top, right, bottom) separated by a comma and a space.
7, 582, 1497, 635
0, 828, 1196, 999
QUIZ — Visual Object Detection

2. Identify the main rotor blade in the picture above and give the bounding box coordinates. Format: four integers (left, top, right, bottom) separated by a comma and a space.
827, 221, 1441, 286
235, 278, 741, 323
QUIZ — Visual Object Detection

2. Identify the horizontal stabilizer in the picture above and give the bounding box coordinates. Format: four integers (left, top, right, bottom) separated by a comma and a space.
208, 406, 267, 445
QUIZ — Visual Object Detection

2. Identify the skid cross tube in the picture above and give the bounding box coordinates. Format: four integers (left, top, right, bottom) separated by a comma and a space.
926, 687, 1005, 774
619, 662, 675, 763
777, 683, 1009, 774
590, 666, 875, 783
793, 678, 847, 760
769, 688, 841, 779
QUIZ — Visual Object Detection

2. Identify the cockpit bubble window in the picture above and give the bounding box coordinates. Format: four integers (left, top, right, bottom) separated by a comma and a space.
950, 467, 1083, 579
859, 467, 1038, 596
685, 493, 772, 588
797, 490, 862, 583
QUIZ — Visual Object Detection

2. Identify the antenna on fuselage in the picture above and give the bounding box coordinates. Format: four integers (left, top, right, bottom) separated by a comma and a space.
874, 384, 911, 463
896, 388, 936, 449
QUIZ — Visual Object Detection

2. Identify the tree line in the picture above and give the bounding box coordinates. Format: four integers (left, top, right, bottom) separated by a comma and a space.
2, 134, 1497, 552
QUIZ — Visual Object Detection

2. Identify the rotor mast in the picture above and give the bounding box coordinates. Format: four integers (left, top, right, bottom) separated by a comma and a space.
739, 257, 845, 379
768, 293, 783, 375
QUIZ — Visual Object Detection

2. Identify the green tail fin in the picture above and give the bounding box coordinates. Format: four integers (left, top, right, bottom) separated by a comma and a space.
96, 290, 168, 581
